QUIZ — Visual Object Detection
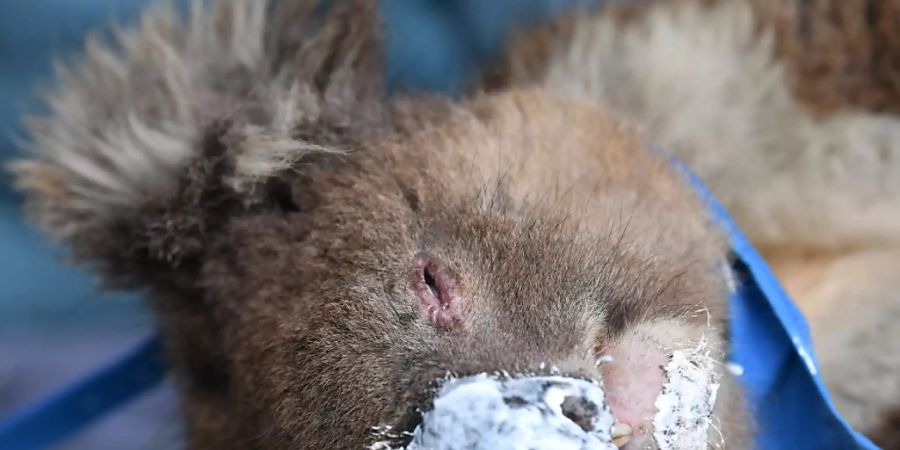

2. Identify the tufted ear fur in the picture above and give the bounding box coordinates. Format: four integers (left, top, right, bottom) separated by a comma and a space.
10, 0, 389, 289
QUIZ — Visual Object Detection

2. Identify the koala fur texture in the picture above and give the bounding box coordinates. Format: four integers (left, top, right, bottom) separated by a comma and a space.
486, 0, 900, 445
8, 0, 899, 448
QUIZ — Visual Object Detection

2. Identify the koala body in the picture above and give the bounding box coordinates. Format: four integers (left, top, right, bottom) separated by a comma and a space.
17, 0, 899, 448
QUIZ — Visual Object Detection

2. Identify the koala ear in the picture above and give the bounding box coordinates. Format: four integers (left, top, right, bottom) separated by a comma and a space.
9, 0, 389, 288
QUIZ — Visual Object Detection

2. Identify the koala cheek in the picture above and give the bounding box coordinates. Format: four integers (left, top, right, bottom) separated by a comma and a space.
601, 330, 668, 447
600, 320, 719, 450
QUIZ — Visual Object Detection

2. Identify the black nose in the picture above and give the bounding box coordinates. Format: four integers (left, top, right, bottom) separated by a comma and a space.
561, 394, 602, 432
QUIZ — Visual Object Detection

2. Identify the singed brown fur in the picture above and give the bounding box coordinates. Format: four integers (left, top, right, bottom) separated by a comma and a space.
490, 0, 900, 117
751, 0, 900, 116
871, 406, 900, 450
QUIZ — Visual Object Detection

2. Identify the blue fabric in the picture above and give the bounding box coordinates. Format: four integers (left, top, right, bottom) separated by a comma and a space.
0, 336, 165, 450
676, 162, 879, 450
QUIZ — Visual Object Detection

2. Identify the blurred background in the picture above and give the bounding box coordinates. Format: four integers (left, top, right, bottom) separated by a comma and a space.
0, 0, 610, 448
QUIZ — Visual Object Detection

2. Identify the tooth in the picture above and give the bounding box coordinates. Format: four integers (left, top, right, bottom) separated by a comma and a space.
612, 422, 632, 437
612, 434, 631, 448
612, 422, 632, 447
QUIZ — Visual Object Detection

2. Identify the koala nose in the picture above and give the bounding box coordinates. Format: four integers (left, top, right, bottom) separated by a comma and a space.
400, 374, 629, 450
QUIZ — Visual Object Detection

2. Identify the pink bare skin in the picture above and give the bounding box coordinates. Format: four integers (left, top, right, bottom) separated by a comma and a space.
604, 332, 668, 446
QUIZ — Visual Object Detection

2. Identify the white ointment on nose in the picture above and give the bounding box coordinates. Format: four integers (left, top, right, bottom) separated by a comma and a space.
601, 321, 720, 450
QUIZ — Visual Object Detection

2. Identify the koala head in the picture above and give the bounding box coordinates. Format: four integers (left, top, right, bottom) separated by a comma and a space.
11, 1, 750, 449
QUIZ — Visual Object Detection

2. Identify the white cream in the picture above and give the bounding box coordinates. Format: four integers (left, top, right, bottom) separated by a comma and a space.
372, 374, 617, 450
653, 337, 721, 450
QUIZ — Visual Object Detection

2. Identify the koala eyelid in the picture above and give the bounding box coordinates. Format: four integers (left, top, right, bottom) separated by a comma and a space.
411, 255, 462, 330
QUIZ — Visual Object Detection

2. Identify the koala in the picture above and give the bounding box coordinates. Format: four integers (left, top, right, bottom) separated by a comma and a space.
484, 0, 900, 446
39, 0, 900, 448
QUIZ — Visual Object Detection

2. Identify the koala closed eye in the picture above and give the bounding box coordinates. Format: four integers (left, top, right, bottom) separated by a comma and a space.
411, 255, 463, 330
